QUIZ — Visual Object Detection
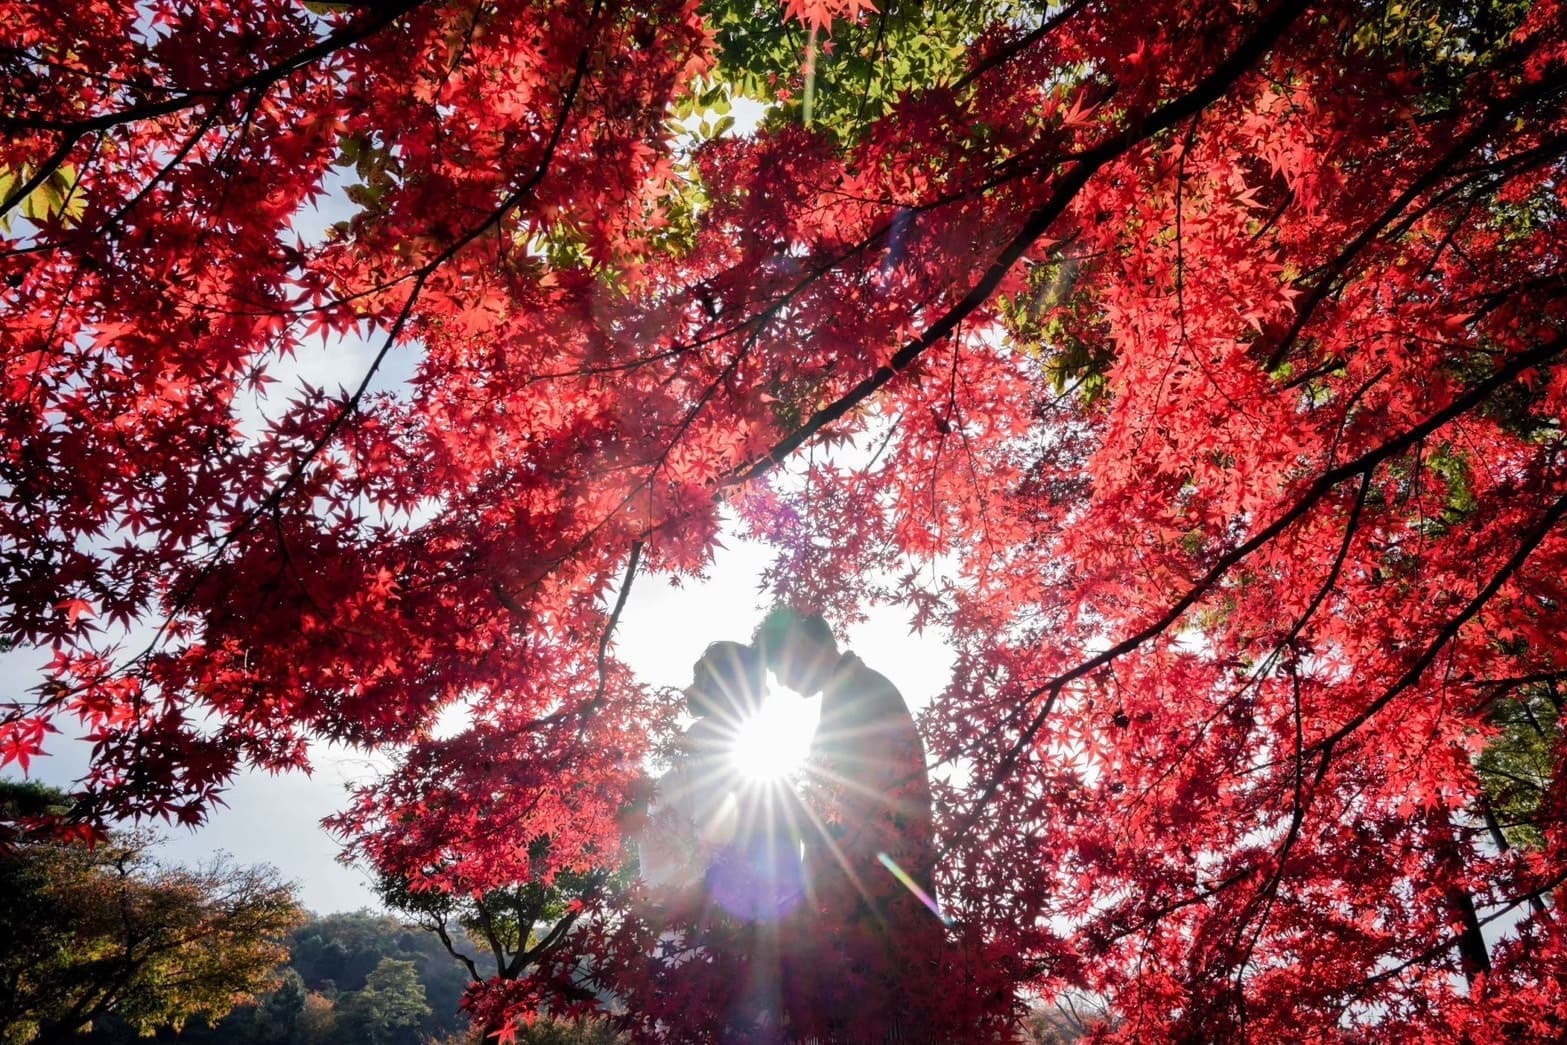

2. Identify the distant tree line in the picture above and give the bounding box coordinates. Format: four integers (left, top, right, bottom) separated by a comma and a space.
0, 781, 298, 1045
2, 779, 626, 1045
74, 903, 628, 1045
74, 910, 474, 1045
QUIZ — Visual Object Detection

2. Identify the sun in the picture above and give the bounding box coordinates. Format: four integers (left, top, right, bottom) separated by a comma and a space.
730, 676, 820, 782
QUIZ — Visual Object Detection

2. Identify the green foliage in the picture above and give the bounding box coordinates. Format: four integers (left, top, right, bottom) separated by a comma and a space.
0, 164, 87, 234
0, 779, 74, 822
335, 959, 431, 1045
1417, 445, 1479, 535
288, 911, 468, 1035
0, 780, 80, 862
1476, 684, 1561, 851
1000, 256, 1114, 405
332, 132, 402, 226
294, 991, 337, 1045
700, 0, 1018, 140
376, 836, 632, 993
510, 1015, 629, 1045
246, 970, 307, 1045
290, 910, 415, 993
0, 825, 300, 1044
76, 910, 468, 1044
1346, 0, 1533, 109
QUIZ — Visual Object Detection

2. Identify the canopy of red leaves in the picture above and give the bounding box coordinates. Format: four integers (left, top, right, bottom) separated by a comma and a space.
5, 0, 1567, 1039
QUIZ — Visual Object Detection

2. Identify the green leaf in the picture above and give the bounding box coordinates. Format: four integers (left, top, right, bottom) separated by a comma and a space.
52, 164, 86, 226
21, 180, 61, 222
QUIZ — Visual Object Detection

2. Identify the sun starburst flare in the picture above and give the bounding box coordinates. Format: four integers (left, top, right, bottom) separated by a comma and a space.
730, 678, 821, 783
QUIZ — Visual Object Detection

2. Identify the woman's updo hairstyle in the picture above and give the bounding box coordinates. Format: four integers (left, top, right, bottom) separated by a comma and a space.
687, 641, 766, 720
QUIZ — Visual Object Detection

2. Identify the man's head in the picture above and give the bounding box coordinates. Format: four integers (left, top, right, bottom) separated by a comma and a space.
752, 606, 839, 696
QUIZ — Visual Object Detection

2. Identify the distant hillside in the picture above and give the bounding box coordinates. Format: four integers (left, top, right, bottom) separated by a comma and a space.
75, 910, 471, 1044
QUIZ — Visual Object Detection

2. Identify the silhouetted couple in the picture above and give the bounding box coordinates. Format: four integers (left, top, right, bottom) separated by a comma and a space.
640, 608, 944, 1043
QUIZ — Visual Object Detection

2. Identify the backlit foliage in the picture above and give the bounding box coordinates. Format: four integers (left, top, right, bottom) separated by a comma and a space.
5, 0, 1567, 1038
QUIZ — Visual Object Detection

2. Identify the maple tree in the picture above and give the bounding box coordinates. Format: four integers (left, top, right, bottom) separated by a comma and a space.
373, 836, 629, 1041
5, 0, 1567, 1039
0, 784, 301, 1044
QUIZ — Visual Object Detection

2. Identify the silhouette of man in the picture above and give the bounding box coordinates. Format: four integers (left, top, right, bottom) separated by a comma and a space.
752, 607, 943, 1043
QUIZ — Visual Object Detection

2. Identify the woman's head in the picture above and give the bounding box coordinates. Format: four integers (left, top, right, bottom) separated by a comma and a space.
686, 641, 766, 720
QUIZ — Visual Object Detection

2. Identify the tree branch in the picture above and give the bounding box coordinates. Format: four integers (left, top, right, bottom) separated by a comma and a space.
722, 0, 1311, 487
